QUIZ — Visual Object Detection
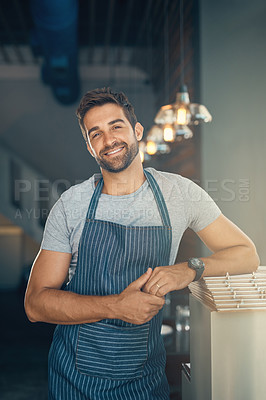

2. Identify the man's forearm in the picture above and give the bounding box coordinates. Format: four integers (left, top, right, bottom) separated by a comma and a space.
201, 244, 260, 278
25, 268, 165, 325
25, 288, 118, 325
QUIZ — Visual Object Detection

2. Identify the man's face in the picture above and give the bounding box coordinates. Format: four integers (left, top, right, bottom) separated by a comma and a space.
84, 103, 143, 173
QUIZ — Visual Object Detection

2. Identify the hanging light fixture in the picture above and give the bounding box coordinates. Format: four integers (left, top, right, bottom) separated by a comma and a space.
139, 124, 171, 163
154, 0, 212, 142
154, 84, 212, 132
139, 132, 170, 163
141, 0, 212, 161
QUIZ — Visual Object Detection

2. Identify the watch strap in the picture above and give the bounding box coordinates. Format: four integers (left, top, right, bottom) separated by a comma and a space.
188, 258, 205, 281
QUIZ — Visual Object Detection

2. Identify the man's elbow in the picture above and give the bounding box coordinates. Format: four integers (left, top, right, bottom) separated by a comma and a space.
253, 250, 260, 271
245, 242, 260, 272
24, 292, 39, 323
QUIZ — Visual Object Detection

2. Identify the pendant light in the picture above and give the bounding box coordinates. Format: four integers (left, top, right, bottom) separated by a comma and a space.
154, 84, 212, 133
139, 124, 170, 160
146, 124, 171, 155
154, 0, 212, 141
139, 0, 212, 162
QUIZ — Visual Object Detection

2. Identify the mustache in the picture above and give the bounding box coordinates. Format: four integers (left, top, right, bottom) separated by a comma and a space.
100, 141, 128, 156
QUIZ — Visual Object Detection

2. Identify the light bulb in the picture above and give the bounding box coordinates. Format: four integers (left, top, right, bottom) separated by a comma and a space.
177, 106, 187, 125
163, 124, 175, 142
146, 141, 157, 155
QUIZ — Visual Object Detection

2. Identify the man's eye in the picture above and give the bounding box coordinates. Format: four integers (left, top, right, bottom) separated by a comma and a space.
92, 132, 100, 139
113, 125, 122, 130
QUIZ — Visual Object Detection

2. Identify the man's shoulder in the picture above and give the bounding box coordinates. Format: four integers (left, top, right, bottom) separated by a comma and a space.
146, 167, 205, 204
60, 174, 100, 204
146, 167, 193, 188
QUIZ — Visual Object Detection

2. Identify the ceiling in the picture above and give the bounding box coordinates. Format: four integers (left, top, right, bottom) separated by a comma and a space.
0, 0, 196, 78
0, 0, 168, 65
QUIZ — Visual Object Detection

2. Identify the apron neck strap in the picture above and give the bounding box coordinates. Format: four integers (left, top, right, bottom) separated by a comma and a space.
86, 178, 104, 220
86, 169, 171, 227
144, 170, 171, 227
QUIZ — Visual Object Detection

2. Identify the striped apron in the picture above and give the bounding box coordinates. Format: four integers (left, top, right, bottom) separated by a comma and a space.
48, 170, 172, 399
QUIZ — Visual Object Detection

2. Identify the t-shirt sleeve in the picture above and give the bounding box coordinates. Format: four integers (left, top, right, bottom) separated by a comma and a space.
181, 177, 222, 232
41, 198, 72, 253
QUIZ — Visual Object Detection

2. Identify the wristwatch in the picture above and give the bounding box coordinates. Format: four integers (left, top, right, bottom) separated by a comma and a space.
188, 258, 205, 281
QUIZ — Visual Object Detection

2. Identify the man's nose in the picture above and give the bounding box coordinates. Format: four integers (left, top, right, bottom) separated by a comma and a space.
102, 130, 117, 146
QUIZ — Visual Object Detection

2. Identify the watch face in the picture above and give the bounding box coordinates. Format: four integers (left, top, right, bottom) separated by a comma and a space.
190, 258, 204, 268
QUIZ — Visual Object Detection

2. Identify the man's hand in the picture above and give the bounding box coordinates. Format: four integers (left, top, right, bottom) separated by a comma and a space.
142, 264, 196, 297
114, 268, 165, 324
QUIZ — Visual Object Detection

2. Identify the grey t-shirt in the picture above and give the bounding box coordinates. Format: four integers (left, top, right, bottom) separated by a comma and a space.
41, 168, 221, 281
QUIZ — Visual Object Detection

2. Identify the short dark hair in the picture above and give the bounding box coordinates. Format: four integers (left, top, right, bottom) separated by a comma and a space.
76, 87, 137, 142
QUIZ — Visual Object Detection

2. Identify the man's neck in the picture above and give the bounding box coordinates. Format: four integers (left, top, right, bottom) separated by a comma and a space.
100, 157, 146, 196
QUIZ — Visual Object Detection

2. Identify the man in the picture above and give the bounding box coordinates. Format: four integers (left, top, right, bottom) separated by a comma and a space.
25, 87, 259, 399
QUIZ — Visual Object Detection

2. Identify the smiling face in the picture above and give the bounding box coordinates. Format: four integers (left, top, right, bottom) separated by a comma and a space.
84, 103, 143, 173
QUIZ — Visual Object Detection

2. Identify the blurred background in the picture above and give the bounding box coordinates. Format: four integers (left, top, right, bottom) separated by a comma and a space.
0, 0, 265, 399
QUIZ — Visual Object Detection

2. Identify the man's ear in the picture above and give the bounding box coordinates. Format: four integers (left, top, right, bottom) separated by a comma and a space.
134, 122, 144, 141
86, 141, 95, 158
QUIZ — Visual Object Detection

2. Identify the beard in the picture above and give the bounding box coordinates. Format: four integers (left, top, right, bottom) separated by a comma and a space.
94, 138, 139, 173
